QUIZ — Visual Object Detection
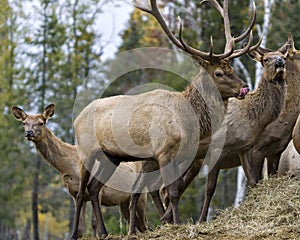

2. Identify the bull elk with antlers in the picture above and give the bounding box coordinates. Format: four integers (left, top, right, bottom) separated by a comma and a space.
11, 104, 148, 238
127, 0, 258, 232
163, 37, 289, 223
70, 0, 259, 238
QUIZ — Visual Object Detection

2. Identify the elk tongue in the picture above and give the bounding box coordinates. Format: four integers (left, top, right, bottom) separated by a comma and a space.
238, 87, 250, 98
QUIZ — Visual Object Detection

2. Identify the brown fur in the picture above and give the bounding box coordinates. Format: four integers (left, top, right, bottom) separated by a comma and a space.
198, 49, 287, 222
11, 104, 147, 238
162, 35, 299, 223
72, 0, 260, 237
278, 140, 300, 177
244, 35, 300, 178
293, 113, 300, 154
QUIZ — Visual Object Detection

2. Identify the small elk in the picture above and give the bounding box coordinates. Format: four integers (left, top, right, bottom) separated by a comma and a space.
71, 0, 259, 238
292, 114, 300, 155
11, 104, 148, 238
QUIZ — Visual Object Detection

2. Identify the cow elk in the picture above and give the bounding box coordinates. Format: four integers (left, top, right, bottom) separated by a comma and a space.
71, 0, 260, 238
11, 104, 148, 238
243, 33, 300, 179
199, 45, 287, 222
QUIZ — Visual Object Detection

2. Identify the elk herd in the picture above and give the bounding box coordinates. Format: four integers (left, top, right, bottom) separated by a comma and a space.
11, 0, 300, 239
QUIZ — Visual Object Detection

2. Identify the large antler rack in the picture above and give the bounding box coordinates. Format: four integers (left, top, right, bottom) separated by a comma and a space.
133, 0, 261, 62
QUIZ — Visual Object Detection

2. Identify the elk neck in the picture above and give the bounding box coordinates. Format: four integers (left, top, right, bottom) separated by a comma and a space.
246, 74, 286, 122
181, 71, 226, 138
282, 53, 300, 113
34, 128, 79, 177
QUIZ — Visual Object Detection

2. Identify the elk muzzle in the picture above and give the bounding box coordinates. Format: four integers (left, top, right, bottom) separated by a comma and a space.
25, 130, 34, 138
275, 57, 285, 73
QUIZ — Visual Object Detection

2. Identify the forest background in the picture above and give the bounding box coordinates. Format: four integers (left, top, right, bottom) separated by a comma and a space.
1, 0, 299, 239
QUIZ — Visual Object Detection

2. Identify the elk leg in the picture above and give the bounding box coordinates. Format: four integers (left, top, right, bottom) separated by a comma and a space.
120, 201, 130, 223
129, 193, 142, 235
87, 153, 119, 237
238, 151, 257, 187
129, 170, 146, 235
91, 207, 97, 237
199, 165, 220, 222
158, 155, 182, 224
162, 157, 203, 223
149, 190, 165, 217
267, 154, 281, 176
87, 177, 107, 236
71, 165, 91, 240
120, 200, 145, 233
136, 195, 148, 232
78, 202, 87, 238
249, 148, 266, 182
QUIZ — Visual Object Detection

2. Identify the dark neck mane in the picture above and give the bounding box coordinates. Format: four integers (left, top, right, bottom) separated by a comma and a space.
181, 71, 225, 137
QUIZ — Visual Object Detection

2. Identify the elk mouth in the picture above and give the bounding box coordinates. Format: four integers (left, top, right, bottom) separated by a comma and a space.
237, 87, 250, 99
275, 66, 285, 74
25, 131, 35, 141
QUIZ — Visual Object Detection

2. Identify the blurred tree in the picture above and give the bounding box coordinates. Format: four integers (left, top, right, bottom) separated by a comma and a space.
0, 0, 32, 229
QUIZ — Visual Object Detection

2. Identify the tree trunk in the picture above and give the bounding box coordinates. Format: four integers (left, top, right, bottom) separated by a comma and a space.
254, 0, 275, 88
234, 167, 247, 207
32, 155, 41, 240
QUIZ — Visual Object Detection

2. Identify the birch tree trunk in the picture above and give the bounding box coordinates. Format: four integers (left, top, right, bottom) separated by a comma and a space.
254, 0, 275, 88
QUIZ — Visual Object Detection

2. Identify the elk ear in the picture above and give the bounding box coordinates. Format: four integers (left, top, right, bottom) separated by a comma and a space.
11, 106, 27, 121
247, 49, 263, 63
278, 32, 295, 55
43, 104, 55, 120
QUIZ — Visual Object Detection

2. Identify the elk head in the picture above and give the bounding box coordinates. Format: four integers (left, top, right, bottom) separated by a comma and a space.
248, 50, 286, 83
12, 104, 55, 142
133, 0, 261, 100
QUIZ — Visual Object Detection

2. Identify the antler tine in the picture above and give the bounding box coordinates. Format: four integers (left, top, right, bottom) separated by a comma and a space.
178, 16, 214, 60
133, 0, 183, 50
133, 0, 215, 61
223, 0, 234, 52
132, 0, 152, 14
228, 30, 254, 60
209, 36, 214, 58
200, 0, 235, 59
249, 33, 263, 52
234, 2, 257, 43
200, 0, 223, 17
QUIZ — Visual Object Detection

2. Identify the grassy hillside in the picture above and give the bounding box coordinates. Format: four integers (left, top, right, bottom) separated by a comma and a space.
82, 176, 300, 239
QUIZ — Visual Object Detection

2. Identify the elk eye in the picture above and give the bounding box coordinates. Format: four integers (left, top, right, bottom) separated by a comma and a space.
22, 122, 25, 125
215, 70, 224, 78
39, 122, 44, 126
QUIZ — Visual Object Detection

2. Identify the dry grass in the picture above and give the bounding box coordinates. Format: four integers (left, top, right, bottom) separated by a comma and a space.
81, 175, 300, 239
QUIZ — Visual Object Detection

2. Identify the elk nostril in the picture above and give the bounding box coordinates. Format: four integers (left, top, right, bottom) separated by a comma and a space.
25, 131, 34, 137
275, 58, 285, 68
